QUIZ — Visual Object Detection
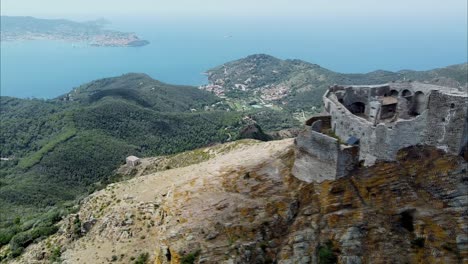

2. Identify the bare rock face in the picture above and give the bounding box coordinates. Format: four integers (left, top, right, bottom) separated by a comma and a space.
14, 141, 467, 264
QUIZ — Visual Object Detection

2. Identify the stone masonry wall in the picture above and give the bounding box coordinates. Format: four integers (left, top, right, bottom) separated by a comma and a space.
293, 127, 340, 182
324, 92, 428, 165
336, 145, 360, 178
324, 84, 468, 165
425, 90, 468, 154
292, 124, 359, 183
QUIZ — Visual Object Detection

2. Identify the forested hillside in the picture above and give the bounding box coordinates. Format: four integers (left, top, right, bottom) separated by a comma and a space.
203, 54, 468, 114
0, 74, 259, 257
1, 56, 466, 259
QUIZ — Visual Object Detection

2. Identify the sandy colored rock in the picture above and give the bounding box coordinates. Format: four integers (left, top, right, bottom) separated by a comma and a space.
11, 140, 467, 264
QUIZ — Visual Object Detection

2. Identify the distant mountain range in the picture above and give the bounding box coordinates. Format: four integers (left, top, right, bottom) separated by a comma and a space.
0, 16, 149, 47
202, 54, 467, 114
0, 54, 466, 260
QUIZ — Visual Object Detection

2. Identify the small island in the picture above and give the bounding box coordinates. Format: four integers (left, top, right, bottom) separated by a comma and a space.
0, 16, 150, 47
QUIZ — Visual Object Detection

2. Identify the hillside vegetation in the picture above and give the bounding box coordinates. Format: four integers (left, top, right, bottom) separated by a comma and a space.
11, 140, 467, 264
203, 54, 468, 115
0, 74, 253, 258
1, 55, 466, 260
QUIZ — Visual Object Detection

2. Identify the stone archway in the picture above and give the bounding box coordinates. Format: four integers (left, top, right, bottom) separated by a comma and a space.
402, 89, 412, 98
390, 90, 399, 97
410, 91, 425, 116
347, 102, 366, 115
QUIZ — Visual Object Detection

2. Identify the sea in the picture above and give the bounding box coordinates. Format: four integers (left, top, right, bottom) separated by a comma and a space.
1, 16, 467, 98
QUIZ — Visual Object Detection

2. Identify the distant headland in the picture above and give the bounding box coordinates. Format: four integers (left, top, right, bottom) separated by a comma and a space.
0, 16, 150, 47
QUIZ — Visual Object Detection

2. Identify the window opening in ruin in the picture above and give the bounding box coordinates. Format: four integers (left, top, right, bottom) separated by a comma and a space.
402, 89, 412, 98
409, 91, 425, 116
381, 103, 397, 119
348, 102, 366, 115
400, 210, 415, 232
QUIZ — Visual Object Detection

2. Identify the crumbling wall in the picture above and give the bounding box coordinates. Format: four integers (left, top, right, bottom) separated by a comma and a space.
425, 90, 468, 154
369, 114, 428, 162
293, 127, 341, 182
336, 145, 360, 178
293, 121, 359, 183
305, 115, 331, 127
325, 92, 428, 165
302, 82, 468, 172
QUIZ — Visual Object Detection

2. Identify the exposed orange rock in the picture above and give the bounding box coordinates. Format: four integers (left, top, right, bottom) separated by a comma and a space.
13, 141, 467, 264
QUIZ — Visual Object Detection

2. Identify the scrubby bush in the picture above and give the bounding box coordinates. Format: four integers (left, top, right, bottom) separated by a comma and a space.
49, 246, 62, 263
0, 228, 17, 246
181, 250, 201, 264
134, 252, 149, 264
317, 240, 338, 264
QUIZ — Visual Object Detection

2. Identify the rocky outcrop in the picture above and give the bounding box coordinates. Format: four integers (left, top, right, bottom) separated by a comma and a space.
13, 140, 467, 264
239, 124, 272, 141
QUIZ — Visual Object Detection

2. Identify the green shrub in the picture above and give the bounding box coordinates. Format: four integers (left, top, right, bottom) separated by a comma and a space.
30, 225, 59, 239
317, 240, 338, 264
10, 246, 25, 258
9, 231, 33, 251
9, 224, 58, 256
134, 252, 149, 264
0, 228, 17, 246
49, 246, 62, 262
181, 250, 201, 264
72, 217, 82, 238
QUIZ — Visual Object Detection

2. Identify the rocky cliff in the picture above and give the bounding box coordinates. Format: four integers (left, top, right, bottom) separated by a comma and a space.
12, 140, 467, 264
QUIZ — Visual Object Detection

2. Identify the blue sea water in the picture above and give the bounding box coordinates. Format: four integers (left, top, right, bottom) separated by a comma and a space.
1, 16, 467, 98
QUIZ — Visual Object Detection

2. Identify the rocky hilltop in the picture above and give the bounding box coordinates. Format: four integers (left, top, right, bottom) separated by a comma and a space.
12, 138, 467, 263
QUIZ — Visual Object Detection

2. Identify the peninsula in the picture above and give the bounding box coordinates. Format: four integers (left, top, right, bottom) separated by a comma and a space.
0, 16, 150, 47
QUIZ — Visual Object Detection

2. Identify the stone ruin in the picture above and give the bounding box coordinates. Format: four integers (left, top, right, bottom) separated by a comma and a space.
126, 156, 141, 167
293, 82, 468, 183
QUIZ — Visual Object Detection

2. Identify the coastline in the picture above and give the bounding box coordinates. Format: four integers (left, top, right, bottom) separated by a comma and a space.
1, 34, 150, 47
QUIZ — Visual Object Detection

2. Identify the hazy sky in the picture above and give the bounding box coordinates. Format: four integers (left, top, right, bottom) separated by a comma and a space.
2, 0, 467, 22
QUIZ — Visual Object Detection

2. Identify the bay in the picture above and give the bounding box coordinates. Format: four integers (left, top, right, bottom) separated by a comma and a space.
1, 16, 466, 98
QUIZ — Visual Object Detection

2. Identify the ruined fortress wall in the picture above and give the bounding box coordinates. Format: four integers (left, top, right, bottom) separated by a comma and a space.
325, 93, 428, 165
293, 122, 360, 182
336, 145, 360, 178
324, 95, 374, 162
293, 127, 340, 182
424, 91, 468, 154
369, 114, 428, 161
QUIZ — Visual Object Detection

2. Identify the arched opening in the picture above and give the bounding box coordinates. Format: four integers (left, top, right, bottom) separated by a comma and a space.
402, 89, 412, 97
347, 102, 366, 115
414, 91, 424, 100
390, 90, 399, 97
409, 91, 425, 116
